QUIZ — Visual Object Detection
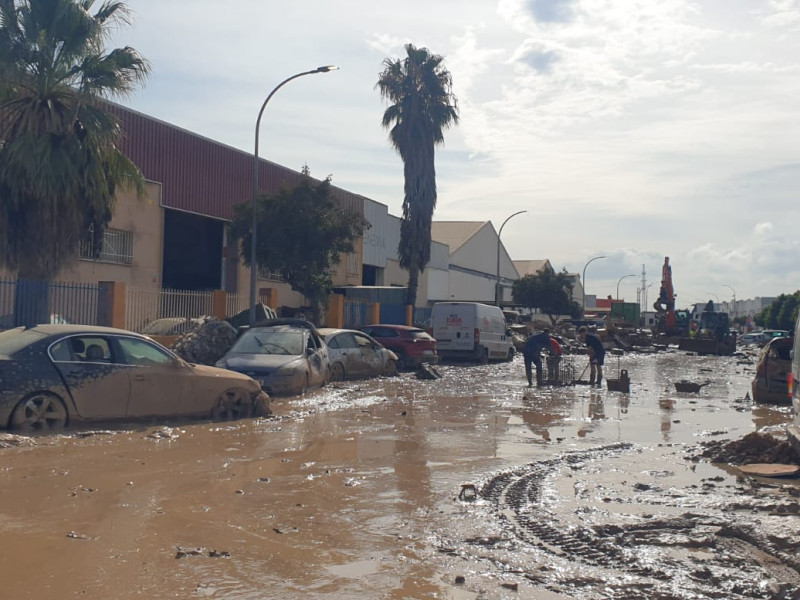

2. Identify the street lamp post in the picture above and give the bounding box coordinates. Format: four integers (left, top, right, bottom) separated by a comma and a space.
249, 65, 339, 326
581, 255, 606, 317
616, 274, 636, 300
722, 284, 736, 318
495, 210, 527, 306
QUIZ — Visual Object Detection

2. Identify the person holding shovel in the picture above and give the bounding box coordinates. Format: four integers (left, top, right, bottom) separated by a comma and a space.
578, 326, 605, 387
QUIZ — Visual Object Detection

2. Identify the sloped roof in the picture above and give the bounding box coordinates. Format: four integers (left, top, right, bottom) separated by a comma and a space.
431, 221, 488, 254
513, 259, 553, 276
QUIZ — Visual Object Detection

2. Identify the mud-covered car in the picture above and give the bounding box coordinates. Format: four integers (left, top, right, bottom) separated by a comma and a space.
0, 325, 269, 431
751, 335, 792, 404
358, 324, 438, 370
318, 328, 398, 381
216, 319, 330, 396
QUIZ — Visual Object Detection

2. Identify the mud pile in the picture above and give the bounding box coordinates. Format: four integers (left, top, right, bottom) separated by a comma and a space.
172, 318, 237, 366
696, 431, 800, 465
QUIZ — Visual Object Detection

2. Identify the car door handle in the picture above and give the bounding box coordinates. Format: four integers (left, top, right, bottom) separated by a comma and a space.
133, 374, 146, 381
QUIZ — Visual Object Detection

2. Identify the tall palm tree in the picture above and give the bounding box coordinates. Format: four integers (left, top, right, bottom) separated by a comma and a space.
0, 0, 149, 292
377, 43, 458, 307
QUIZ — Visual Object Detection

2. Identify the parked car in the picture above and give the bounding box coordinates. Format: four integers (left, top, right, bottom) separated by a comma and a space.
787, 317, 800, 452
430, 301, 515, 363
216, 319, 330, 396
319, 328, 398, 380
739, 332, 761, 346
359, 324, 438, 370
751, 336, 793, 404
757, 330, 790, 346
0, 325, 269, 431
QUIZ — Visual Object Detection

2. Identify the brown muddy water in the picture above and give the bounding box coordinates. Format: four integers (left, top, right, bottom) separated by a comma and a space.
1, 349, 798, 600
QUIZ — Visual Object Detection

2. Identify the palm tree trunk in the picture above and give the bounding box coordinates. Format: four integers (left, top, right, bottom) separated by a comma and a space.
406, 267, 419, 307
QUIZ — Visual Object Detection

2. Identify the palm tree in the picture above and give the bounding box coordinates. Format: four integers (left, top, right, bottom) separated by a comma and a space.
0, 0, 149, 321
377, 43, 458, 307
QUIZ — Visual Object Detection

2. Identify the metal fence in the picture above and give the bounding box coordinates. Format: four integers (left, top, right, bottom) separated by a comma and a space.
343, 297, 373, 329
226, 292, 251, 318
125, 286, 214, 333
0, 279, 106, 328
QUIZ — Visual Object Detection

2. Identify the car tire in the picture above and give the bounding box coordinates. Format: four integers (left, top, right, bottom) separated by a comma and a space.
251, 392, 271, 417
331, 362, 346, 382
212, 388, 252, 421
10, 392, 68, 431
384, 359, 398, 377
479, 346, 489, 365
394, 349, 410, 370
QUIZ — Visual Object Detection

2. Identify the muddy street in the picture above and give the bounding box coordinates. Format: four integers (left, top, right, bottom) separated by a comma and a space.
1, 350, 798, 600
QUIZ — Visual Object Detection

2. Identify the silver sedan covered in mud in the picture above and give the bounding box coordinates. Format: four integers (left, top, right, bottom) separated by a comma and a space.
318, 328, 398, 381
216, 320, 331, 396
0, 325, 269, 431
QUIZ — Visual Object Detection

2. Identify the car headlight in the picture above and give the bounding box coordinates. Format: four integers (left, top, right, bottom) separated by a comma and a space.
276, 362, 299, 377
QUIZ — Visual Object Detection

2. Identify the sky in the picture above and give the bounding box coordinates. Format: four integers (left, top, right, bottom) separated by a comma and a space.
110, 0, 800, 308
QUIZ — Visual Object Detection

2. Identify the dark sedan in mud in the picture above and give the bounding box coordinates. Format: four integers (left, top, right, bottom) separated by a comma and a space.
0, 325, 269, 431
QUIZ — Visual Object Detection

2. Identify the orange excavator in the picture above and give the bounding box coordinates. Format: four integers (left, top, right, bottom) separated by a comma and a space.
653, 256, 690, 337
652, 256, 736, 354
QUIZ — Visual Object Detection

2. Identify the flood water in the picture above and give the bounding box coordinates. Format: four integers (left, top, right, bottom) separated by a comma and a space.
1, 348, 798, 599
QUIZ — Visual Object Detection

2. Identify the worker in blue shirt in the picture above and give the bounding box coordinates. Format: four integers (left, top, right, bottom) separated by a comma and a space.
523, 330, 552, 387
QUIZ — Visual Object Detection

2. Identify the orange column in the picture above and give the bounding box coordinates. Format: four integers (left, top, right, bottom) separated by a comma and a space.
327, 294, 344, 328
406, 304, 413, 327
212, 290, 227, 320
259, 287, 278, 310
99, 281, 127, 329
370, 302, 381, 325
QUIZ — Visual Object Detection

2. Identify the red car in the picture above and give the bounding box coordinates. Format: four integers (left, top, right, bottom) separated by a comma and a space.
359, 324, 438, 370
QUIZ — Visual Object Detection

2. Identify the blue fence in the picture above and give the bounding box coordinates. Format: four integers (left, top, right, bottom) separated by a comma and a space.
379, 304, 406, 325
343, 298, 371, 329
0, 279, 107, 328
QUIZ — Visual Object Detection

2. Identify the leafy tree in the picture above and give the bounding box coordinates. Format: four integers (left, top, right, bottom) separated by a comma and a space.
755, 292, 800, 331
512, 268, 581, 326
376, 43, 459, 306
0, 0, 149, 322
231, 174, 369, 324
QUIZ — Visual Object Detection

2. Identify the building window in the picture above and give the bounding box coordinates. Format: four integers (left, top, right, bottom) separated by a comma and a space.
79, 226, 134, 265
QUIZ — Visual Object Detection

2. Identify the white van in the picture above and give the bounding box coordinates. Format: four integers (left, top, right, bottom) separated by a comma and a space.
430, 302, 515, 363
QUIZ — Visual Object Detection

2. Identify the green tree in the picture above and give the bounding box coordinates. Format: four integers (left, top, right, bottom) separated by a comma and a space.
0, 0, 149, 315
376, 43, 459, 306
231, 174, 369, 324
755, 292, 800, 331
512, 268, 581, 326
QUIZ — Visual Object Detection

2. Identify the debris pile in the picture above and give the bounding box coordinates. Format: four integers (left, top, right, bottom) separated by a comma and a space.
172, 318, 237, 366
695, 431, 800, 466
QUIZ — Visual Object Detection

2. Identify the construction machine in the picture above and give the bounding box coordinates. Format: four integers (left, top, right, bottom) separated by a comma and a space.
652, 257, 690, 337
651, 257, 735, 355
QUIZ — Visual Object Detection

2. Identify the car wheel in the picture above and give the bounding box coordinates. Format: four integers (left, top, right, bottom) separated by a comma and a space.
394, 349, 410, 370
384, 359, 398, 377
212, 388, 252, 421
11, 392, 68, 431
331, 362, 346, 381
251, 392, 271, 417
479, 347, 489, 365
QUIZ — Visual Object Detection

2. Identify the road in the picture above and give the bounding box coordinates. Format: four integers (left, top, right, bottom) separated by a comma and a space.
0, 348, 798, 599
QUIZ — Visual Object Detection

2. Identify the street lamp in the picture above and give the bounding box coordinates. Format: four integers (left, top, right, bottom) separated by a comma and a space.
249, 65, 339, 326
581, 255, 606, 317
495, 210, 527, 306
616, 274, 636, 300
722, 284, 736, 318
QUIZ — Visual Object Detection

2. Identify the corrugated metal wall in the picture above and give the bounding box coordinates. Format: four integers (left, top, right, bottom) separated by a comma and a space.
110, 103, 364, 223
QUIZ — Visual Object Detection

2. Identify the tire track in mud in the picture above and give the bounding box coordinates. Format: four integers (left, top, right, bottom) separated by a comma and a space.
476, 443, 800, 599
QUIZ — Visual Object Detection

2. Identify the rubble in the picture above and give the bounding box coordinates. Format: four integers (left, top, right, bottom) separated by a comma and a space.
172, 318, 237, 366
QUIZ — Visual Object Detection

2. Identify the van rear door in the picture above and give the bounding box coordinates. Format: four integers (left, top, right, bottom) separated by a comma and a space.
433, 306, 476, 351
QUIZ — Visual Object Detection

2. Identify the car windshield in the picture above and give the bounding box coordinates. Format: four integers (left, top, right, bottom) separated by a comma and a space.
0, 328, 47, 355
232, 330, 304, 356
